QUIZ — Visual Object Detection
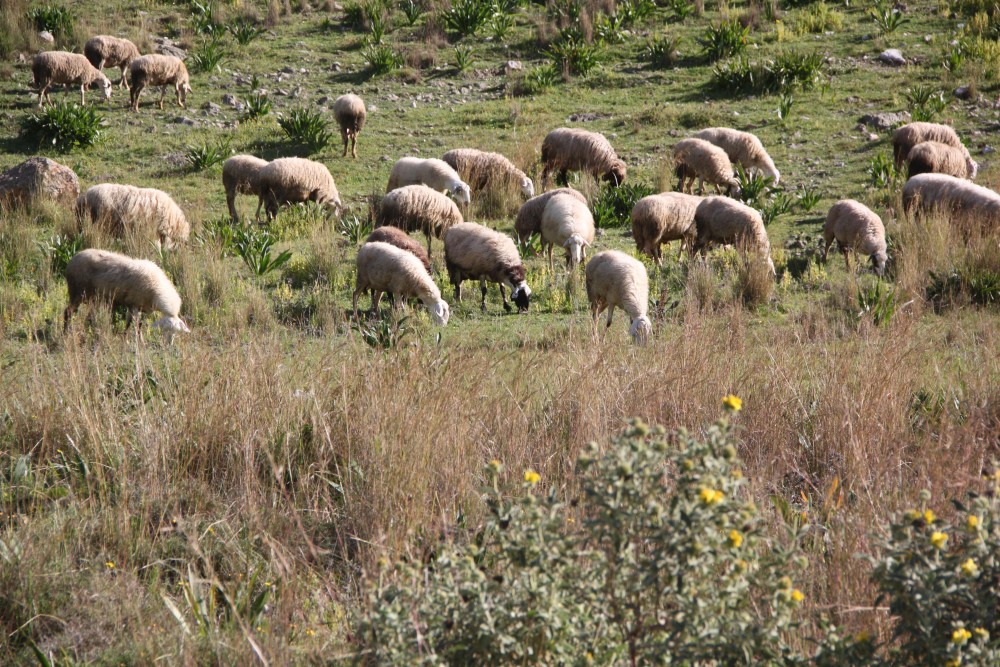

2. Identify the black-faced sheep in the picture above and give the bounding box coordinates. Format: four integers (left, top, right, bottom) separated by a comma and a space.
31, 51, 113, 108
906, 141, 977, 180
84, 35, 141, 89
222, 155, 269, 222
514, 187, 587, 243
128, 54, 191, 112
443, 222, 531, 313
375, 184, 464, 258
693, 127, 780, 183
442, 148, 534, 200
822, 200, 888, 276
333, 94, 366, 159
540, 192, 596, 272
76, 184, 190, 250
386, 157, 472, 206
257, 157, 342, 222
353, 241, 450, 326
631, 192, 702, 265
673, 138, 740, 197
541, 128, 627, 187
585, 250, 652, 345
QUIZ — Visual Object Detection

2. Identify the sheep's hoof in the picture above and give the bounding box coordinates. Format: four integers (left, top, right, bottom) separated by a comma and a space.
503, 302, 512, 313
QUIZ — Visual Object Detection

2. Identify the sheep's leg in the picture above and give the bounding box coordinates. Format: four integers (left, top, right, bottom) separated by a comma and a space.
558, 169, 569, 186
175, 84, 185, 109
119, 65, 129, 89
425, 232, 433, 259
341, 129, 349, 157
158, 86, 166, 110
480, 278, 489, 311
696, 177, 705, 195
453, 278, 462, 303
547, 244, 554, 274
841, 245, 851, 271
499, 284, 511, 313
591, 302, 606, 338
351, 134, 358, 159
352, 288, 362, 319
63, 301, 79, 331
820, 237, 833, 263
371, 290, 384, 313
605, 305, 615, 328
38, 82, 49, 107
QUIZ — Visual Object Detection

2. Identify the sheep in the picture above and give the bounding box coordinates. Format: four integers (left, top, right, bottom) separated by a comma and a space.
84, 35, 141, 89
822, 200, 888, 276
64, 248, 190, 343
906, 141, 977, 180
693, 127, 780, 183
127, 54, 191, 112
76, 184, 190, 250
333, 94, 366, 159
892, 122, 975, 174
631, 192, 702, 265
514, 187, 587, 243
443, 222, 531, 313
31, 51, 112, 108
442, 148, 535, 200
375, 184, 464, 258
901, 173, 1000, 230
353, 241, 450, 326
585, 250, 652, 346
365, 226, 431, 273
386, 157, 472, 206
540, 192, 596, 272
692, 196, 775, 275
541, 127, 627, 187
673, 138, 741, 197
222, 155, 269, 222
257, 157, 342, 222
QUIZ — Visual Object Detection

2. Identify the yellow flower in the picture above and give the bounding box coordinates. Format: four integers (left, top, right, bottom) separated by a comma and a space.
961, 559, 979, 577
904, 509, 921, 521
105, 561, 115, 570
946, 659, 962, 667
930, 531, 948, 549
722, 394, 743, 412
975, 627, 989, 640
967, 515, 980, 531
855, 631, 870, 643
524, 469, 541, 485
953, 627, 972, 645
727, 530, 743, 548
489, 459, 501, 468
699, 487, 724, 505
305, 628, 316, 637
791, 589, 805, 603
923, 509, 936, 524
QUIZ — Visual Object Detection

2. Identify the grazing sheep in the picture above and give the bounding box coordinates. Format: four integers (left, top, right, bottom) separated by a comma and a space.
333, 93, 366, 159
375, 184, 464, 257
822, 200, 888, 276
222, 155, 268, 221
442, 148, 535, 200
386, 157, 472, 206
257, 157, 342, 222
127, 54, 191, 112
514, 187, 587, 243
892, 122, 974, 174
541, 127, 627, 187
902, 173, 1000, 229
76, 184, 190, 250
353, 241, 450, 326
631, 192, 702, 265
84, 35, 141, 89
540, 192, 596, 272
365, 226, 431, 272
443, 222, 531, 313
64, 248, 190, 343
31, 51, 112, 108
693, 127, 780, 183
906, 141, 977, 180
693, 196, 775, 275
585, 250, 652, 345
673, 138, 741, 197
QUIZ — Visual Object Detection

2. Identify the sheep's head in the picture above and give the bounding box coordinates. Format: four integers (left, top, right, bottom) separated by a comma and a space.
427, 299, 450, 326
629, 315, 652, 346
967, 157, 979, 179
520, 177, 535, 199
563, 234, 590, 267
153, 315, 191, 344
764, 165, 780, 184
325, 197, 344, 219
871, 250, 888, 277
603, 161, 627, 187
511, 281, 531, 313
452, 182, 472, 206
98, 75, 113, 100
727, 178, 742, 198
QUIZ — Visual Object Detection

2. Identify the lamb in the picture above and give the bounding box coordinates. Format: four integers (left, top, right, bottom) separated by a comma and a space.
222, 155, 269, 221
585, 250, 652, 346
906, 141, 977, 180
31, 51, 112, 108
901, 173, 1000, 229
693, 196, 775, 275
386, 157, 472, 206
541, 127, 627, 187
84, 35, 141, 89
76, 184, 190, 250
514, 187, 587, 243
443, 222, 531, 313
127, 54, 191, 112
64, 248, 190, 343
375, 184, 464, 257
892, 122, 975, 175
822, 200, 888, 276
353, 241, 450, 326
673, 138, 741, 197
365, 226, 431, 273
442, 148, 534, 200
257, 157, 342, 222
540, 192, 596, 272
333, 94, 366, 159
631, 192, 702, 265
693, 127, 780, 183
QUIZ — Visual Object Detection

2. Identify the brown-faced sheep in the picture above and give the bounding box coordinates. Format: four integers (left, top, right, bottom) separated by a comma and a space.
257, 157, 342, 222
84, 35, 141, 89
585, 250, 652, 345
822, 200, 888, 276
443, 222, 531, 313
76, 184, 190, 250
631, 192, 702, 265
333, 94, 366, 159
541, 128, 627, 187
31, 51, 112, 108
128, 54, 191, 112
375, 184, 464, 258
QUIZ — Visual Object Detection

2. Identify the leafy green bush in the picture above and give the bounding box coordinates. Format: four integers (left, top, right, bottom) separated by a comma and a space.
867, 153, 900, 189
189, 0, 226, 39
591, 182, 655, 228
712, 51, 825, 95
796, 184, 822, 213
441, 0, 494, 38
545, 34, 602, 76
794, 1, 843, 34
242, 93, 271, 122
184, 139, 231, 171
615, 0, 655, 26
363, 43, 403, 75
871, 1, 908, 35
228, 18, 265, 45
400, 0, 423, 25
760, 191, 794, 227
453, 45, 474, 72
21, 102, 103, 152
644, 34, 681, 69
928, 266, 1000, 307
515, 64, 559, 96
489, 10, 513, 40
37, 233, 85, 274
337, 214, 373, 246
277, 107, 333, 152
665, 0, 695, 21
699, 19, 750, 61
353, 312, 411, 349
736, 166, 776, 205
906, 86, 949, 122
25, 5, 74, 41
189, 39, 228, 73
857, 279, 897, 325
232, 225, 293, 277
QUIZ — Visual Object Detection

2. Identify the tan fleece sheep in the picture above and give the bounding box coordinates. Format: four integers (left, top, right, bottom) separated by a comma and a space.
906, 141, 977, 180
365, 226, 431, 273
222, 155, 269, 221
540, 192, 596, 272
693, 196, 774, 274
892, 122, 975, 176
64, 248, 190, 343
541, 127, 627, 187
631, 192, 702, 265
673, 138, 741, 197
333, 94, 366, 159
902, 173, 1000, 230
257, 157, 342, 222
76, 184, 190, 250
694, 127, 780, 183
442, 148, 535, 199
585, 250, 652, 345
514, 187, 587, 243
84, 35, 141, 89
822, 200, 888, 276
353, 241, 450, 326
386, 157, 472, 206
127, 54, 191, 112
31, 51, 112, 108
375, 184, 464, 257
443, 222, 531, 313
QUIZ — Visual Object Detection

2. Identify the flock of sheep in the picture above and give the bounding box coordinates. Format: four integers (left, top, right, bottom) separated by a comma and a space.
41, 35, 998, 345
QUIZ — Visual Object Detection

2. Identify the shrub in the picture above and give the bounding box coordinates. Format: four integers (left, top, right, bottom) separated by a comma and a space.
363, 43, 403, 75
857, 279, 897, 326
21, 102, 102, 152
644, 34, 681, 69
25, 4, 74, 41
353, 312, 411, 349
794, 1, 843, 34
228, 18, 265, 45
400, 0, 423, 25
616, 0, 656, 26
760, 191, 794, 227
699, 19, 750, 61
591, 182, 655, 228
665, 0, 695, 22
242, 93, 271, 122
184, 139, 231, 171
867, 153, 899, 189
232, 225, 293, 277
189, 39, 228, 73
37, 233, 85, 274
906, 86, 949, 122
489, 9, 513, 40
515, 64, 559, 95
712, 51, 825, 95
735, 166, 775, 205
453, 45, 474, 72
777, 92, 794, 122
545, 35, 602, 76
337, 214, 373, 246
441, 0, 493, 38
277, 107, 333, 151
796, 184, 822, 213
871, 1, 908, 35
189, 0, 227, 39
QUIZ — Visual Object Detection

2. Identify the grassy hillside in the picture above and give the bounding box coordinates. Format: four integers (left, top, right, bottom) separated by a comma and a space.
1, 0, 1000, 663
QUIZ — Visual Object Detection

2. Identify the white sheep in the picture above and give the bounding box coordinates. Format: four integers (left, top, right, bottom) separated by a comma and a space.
127, 54, 191, 112
585, 250, 652, 346
333, 93, 366, 159
631, 192, 702, 265
353, 241, 450, 326
540, 192, 596, 272
64, 248, 190, 343
693, 196, 775, 275
257, 157, 342, 222
442, 148, 534, 200
906, 141, 977, 180
84, 35, 141, 89
222, 155, 269, 221
541, 127, 627, 187
892, 122, 975, 173
76, 184, 190, 250
443, 222, 531, 313
822, 200, 888, 276
514, 187, 587, 243
386, 157, 472, 206
375, 184, 464, 257
31, 51, 112, 108
693, 127, 780, 183
902, 173, 1000, 229
673, 138, 741, 197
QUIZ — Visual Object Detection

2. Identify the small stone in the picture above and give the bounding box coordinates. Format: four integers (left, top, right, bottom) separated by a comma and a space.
868, 133, 880, 141
878, 49, 906, 66
330, 62, 342, 72
276, 88, 289, 96
39, 31, 54, 43
174, 116, 197, 126
280, 66, 295, 74
954, 86, 972, 100
379, 155, 391, 162
202, 102, 221, 115
411, 100, 417, 108
368, 104, 377, 112
317, 96, 330, 105
222, 93, 238, 106
504, 60, 522, 75
859, 111, 910, 131
983, 145, 996, 155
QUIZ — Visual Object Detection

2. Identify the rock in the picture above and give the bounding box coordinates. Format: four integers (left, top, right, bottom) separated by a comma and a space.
954, 86, 973, 100
368, 104, 378, 113
983, 145, 996, 155
878, 49, 906, 66
868, 133, 880, 141
504, 60, 522, 75
0, 157, 79, 208
330, 62, 342, 72
858, 111, 910, 131
173, 116, 198, 126
380, 155, 391, 162
202, 102, 221, 115
567, 112, 611, 122
276, 88, 289, 96
39, 31, 54, 43
155, 42, 187, 59
222, 93, 238, 106
317, 95, 330, 105
280, 66, 295, 74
